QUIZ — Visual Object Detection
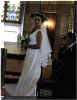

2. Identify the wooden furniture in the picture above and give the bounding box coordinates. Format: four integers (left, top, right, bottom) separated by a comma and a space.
1, 48, 7, 87
37, 80, 56, 98
4, 42, 26, 84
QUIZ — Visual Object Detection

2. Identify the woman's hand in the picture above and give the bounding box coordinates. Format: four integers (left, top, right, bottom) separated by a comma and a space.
23, 31, 42, 49
24, 44, 28, 49
22, 41, 28, 49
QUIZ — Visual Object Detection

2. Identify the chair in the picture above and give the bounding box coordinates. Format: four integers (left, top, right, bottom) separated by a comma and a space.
36, 65, 56, 98
37, 79, 56, 98
36, 58, 63, 98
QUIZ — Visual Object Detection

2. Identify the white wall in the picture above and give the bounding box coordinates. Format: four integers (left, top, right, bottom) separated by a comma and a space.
0, 1, 24, 42
0, 18, 24, 42
4, 23, 22, 42
0, 48, 1, 96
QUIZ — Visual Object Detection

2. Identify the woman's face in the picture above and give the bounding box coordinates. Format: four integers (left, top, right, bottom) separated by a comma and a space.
34, 16, 42, 27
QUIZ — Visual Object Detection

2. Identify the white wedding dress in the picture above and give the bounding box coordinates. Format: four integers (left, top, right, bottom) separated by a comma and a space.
5, 28, 52, 96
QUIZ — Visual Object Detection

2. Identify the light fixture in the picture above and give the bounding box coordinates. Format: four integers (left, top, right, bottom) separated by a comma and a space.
42, 18, 56, 30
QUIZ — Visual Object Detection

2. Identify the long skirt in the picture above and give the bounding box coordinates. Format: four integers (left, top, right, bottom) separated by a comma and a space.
5, 48, 41, 96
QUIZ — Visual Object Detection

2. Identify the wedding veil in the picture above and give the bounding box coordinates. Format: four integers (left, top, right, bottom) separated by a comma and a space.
40, 27, 52, 67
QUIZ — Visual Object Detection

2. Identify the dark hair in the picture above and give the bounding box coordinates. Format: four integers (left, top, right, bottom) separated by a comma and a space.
67, 32, 76, 42
31, 12, 47, 22
67, 32, 73, 40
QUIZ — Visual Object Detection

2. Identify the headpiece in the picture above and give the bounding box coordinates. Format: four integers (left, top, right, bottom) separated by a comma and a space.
31, 12, 47, 22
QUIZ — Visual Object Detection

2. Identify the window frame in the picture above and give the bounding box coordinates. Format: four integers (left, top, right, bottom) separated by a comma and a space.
1, 1, 24, 24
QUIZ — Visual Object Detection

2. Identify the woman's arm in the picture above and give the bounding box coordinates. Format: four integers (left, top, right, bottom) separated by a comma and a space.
25, 31, 42, 49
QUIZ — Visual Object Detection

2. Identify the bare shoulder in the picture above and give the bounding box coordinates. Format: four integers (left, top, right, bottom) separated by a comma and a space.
37, 31, 42, 38
37, 30, 42, 35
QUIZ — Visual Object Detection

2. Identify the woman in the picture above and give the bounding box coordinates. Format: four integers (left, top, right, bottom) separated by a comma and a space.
5, 12, 52, 96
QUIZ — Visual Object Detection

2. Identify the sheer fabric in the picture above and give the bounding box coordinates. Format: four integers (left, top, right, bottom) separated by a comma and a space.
5, 28, 52, 96
40, 27, 52, 67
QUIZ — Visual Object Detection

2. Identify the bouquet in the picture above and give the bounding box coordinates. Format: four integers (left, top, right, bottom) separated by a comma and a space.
21, 34, 30, 48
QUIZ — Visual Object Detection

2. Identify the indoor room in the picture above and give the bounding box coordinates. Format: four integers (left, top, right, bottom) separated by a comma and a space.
0, 1, 76, 99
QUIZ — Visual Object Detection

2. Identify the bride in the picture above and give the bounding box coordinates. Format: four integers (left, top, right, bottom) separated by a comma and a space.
4, 12, 52, 96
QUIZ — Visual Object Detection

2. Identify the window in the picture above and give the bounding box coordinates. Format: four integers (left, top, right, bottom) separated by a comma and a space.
0, 1, 25, 42
0, 1, 5, 21
1, 1, 22, 24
